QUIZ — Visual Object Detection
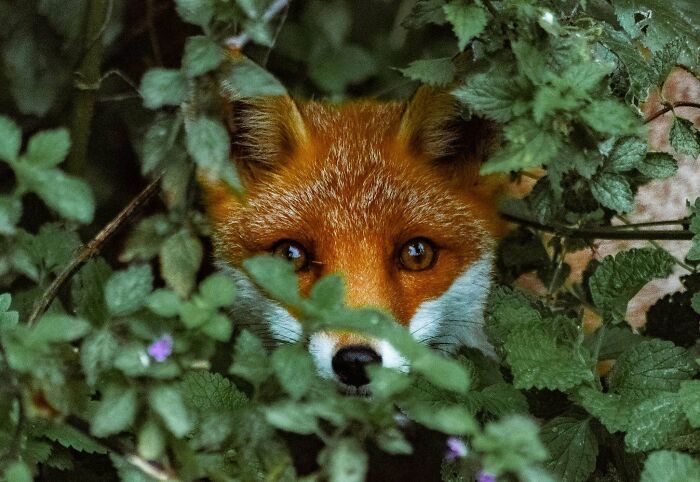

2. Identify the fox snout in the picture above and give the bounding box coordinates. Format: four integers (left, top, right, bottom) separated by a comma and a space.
331, 345, 382, 387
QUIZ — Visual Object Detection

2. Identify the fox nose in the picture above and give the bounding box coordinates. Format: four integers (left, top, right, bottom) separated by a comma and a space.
332, 345, 382, 387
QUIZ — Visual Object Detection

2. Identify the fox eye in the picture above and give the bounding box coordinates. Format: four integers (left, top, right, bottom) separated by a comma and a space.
272, 240, 309, 271
398, 238, 436, 271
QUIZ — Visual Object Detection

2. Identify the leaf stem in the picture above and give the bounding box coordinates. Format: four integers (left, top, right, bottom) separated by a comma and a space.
643, 101, 700, 124
224, 0, 291, 49
27, 174, 163, 326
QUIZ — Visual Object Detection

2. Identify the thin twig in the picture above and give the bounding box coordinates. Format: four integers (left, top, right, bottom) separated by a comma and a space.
28, 175, 163, 326
500, 211, 694, 240
644, 101, 700, 124
225, 0, 291, 49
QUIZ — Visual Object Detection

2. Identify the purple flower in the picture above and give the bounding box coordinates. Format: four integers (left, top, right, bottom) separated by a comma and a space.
148, 334, 173, 362
445, 436, 468, 461
477, 471, 497, 482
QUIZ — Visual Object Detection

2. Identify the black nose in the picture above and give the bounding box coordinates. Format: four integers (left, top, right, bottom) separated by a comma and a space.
332, 345, 382, 387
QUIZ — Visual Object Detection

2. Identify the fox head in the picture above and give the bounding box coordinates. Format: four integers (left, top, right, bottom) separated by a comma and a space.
201, 87, 509, 392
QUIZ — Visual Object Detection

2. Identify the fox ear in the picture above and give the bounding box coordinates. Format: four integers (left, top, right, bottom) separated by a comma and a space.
224, 96, 309, 178
397, 85, 497, 181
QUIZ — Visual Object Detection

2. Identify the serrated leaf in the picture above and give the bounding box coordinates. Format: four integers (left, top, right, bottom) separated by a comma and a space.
608, 138, 646, 172
81, 329, 118, 386
591, 171, 635, 213
505, 325, 593, 391
481, 120, 562, 174
25, 128, 70, 167
609, 339, 695, 400
220, 57, 287, 98
641, 450, 700, 482
175, 0, 215, 27
229, 330, 272, 384
443, 2, 487, 50
575, 387, 632, 433
0, 115, 21, 162
512, 40, 549, 86
16, 166, 95, 223
243, 255, 300, 305
589, 248, 675, 323
454, 69, 526, 122
71, 258, 112, 325
141, 114, 179, 174
638, 152, 678, 178
159, 230, 203, 298
624, 392, 688, 452
105, 264, 154, 316
580, 100, 640, 135
485, 285, 543, 348
42, 423, 107, 454
272, 344, 316, 400
540, 416, 598, 482
670, 117, 700, 158
185, 116, 229, 173
149, 385, 193, 437
402, 0, 447, 29
182, 35, 224, 77
180, 371, 247, 412
413, 351, 470, 394
679, 380, 700, 428
398, 57, 455, 86
92, 384, 138, 437
140, 68, 188, 109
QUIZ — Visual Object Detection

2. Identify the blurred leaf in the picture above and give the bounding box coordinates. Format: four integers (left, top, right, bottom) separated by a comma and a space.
272, 344, 316, 400
175, 0, 215, 27
243, 255, 300, 305
159, 229, 203, 298
327, 438, 367, 482
146, 289, 182, 317
149, 385, 193, 437
105, 265, 154, 316
180, 371, 247, 411
92, 384, 138, 437
402, 0, 447, 29
25, 128, 70, 167
0, 115, 21, 162
182, 35, 225, 77
679, 380, 700, 428
265, 401, 319, 434
30, 314, 91, 344
221, 57, 287, 98
185, 116, 230, 173
309, 45, 378, 93
0, 196, 22, 235
199, 273, 237, 308
140, 69, 188, 109
229, 330, 272, 384
641, 450, 700, 482
81, 329, 118, 386
580, 100, 640, 135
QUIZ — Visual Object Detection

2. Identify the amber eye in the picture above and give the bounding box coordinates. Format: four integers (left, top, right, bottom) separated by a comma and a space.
272, 240, 309, 271
398, 238, 436, 271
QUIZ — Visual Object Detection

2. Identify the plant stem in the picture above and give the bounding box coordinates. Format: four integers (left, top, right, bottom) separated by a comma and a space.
225, 0, 291, 49
643, 101, 700, 124
66, 0, 110, 173
28, 175, 162, 327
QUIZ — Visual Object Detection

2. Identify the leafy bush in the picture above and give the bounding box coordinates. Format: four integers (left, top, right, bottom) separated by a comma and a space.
1, 0, 699, 481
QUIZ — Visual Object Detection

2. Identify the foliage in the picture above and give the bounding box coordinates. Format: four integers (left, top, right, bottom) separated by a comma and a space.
0, 0, 699, 481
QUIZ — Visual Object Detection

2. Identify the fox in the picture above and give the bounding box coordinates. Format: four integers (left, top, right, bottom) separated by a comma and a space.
201, 68, 700, 391
200, 86, 510, 391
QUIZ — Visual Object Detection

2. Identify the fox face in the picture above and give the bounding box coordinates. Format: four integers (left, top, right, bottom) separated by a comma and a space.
202, 88, 508, 392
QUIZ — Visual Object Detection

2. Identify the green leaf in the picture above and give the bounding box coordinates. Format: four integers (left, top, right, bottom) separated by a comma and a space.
201, 313, 232, 341
229, 330, 272, 384
140, 68, 188, 109
71, 258, 112, 325
670, 116, 700, 158
398, 57, 455, 87
327, 438, 368, 482
692, 292, 700, 315
17, 166, 95, 223
149, 385, 193, 437
182, 35, 224, 77
105, 264, 154, 316
243, 255, 300, 305
146, 289, 182, 317
575, 387, 632, 433
310, 274, 344, 311
641, 450, 700, 482
220, 57, 287, 98
0, 115, 21, 162
375, 428, 413, 455
174, 0, 214, 27
42, 423, 107, 454
609, 339, 695, 400
485, 285, 543, 348
402, 0, 447, 29
368, 365, 412, 399
120, 214, 173, 262
199, 273, 236, 308
625, 392, 688, 452
0, 195, 22, 235
272, 344, 316, 400
159, 230, 203, 298
80, 329, 118, 386
180, 371, 247, 412
679, 380, 700, 428
589, 249, 675, 323
25, 128, 70, 167
472, 415, 548, 475
580, 100, 640, 135
442, 2, 487, 50
141, 114, 179, 174
3, 461, 32, 482
265, 401, 319, 434
608, 138, 646, 172
402, 401, 476, 435
137, 418, 166, 460
185, 116, 229, 173
92, 384, 138, 437
30, 314, 91, 344
454, 69, 526, 123
511, 40, 549, 85
505, 324, 593, 391
590, 172, 635, 213
481, 120, 561, 174
638, 152, 678, 179
308, 45, 378, 94
413, 351, 470, 394
540, 416, 598, 482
